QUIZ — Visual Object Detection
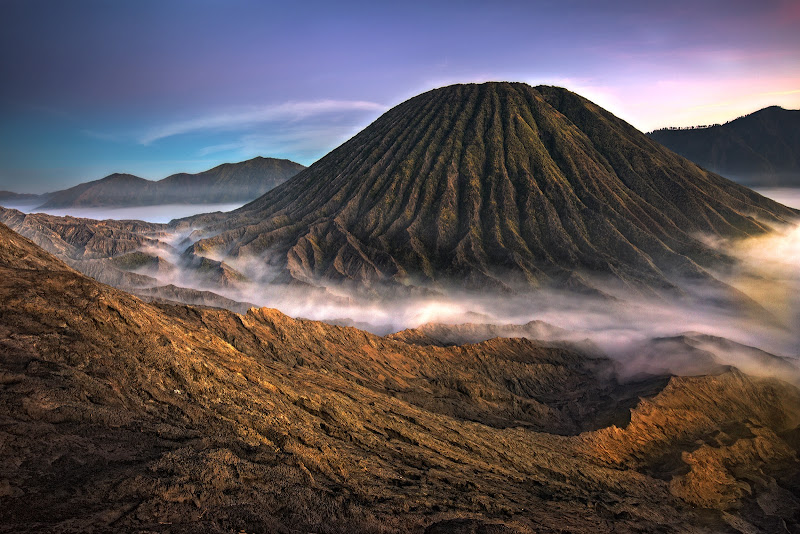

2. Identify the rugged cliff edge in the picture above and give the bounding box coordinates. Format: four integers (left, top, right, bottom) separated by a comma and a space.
2, 221, 800, 533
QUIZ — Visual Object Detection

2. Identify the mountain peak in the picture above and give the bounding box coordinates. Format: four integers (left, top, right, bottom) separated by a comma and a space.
101, 172, 146, 182
184, 82, 796, 294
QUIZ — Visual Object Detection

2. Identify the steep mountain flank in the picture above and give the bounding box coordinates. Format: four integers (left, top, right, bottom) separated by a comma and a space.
36, 156, 304, 209
649, 106, 800, 186
2, 221, 800, 532
0, 207, 168, 259
185, 83, 797, 294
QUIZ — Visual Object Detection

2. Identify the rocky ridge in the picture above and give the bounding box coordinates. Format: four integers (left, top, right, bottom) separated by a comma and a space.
1, 222, 800, 532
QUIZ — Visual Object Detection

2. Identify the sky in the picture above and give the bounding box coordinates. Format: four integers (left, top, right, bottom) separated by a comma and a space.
1, 0, 799, 193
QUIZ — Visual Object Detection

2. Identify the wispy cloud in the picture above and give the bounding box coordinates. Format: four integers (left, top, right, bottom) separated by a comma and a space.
196, 142, 244, 157
191, 115, 373, 165
196, 122, 369, 166
140, 100, 387, 145
239, 124, 360, 157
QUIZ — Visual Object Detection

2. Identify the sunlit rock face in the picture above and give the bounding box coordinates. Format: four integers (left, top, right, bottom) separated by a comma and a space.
2, 221, 800, 533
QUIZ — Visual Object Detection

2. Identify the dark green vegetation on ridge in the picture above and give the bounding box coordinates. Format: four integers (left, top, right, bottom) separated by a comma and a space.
648, 106, 800, 186
186, 83, 797, 294
32, 156, 305, 209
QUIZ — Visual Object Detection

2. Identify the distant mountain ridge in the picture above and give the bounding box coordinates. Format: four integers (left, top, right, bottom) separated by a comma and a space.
648, 106, 800, 186
0, 191, 43, 204
10, 156, 304, 210
184, 82, 797, 295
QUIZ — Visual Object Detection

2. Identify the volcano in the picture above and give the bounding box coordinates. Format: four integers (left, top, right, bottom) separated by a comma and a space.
184, 82, 796, 294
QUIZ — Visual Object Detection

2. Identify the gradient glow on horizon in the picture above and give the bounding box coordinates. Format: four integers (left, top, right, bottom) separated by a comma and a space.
1, 0, 798, 192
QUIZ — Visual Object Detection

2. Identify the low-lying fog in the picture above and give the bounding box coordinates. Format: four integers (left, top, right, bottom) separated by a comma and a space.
2, 202, 245, 223
7, 188, 799, 383
129, 215, 800, 384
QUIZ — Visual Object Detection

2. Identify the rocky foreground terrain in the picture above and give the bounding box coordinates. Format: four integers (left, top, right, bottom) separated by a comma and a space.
2, 222, 800, 533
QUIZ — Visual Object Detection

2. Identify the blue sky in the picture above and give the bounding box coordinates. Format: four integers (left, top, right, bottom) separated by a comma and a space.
1, 0, 799, 192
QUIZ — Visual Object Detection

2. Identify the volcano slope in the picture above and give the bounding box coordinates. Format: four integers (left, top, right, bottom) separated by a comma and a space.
3, 222, 800, 533
184, 82, 797, 295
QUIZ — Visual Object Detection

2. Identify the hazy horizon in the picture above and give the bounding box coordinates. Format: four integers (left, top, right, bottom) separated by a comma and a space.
2, 181, 796, 224
0, 201, 246, 224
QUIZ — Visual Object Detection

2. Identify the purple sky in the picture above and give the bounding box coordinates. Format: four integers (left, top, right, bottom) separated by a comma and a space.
1, 0, 799, 192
